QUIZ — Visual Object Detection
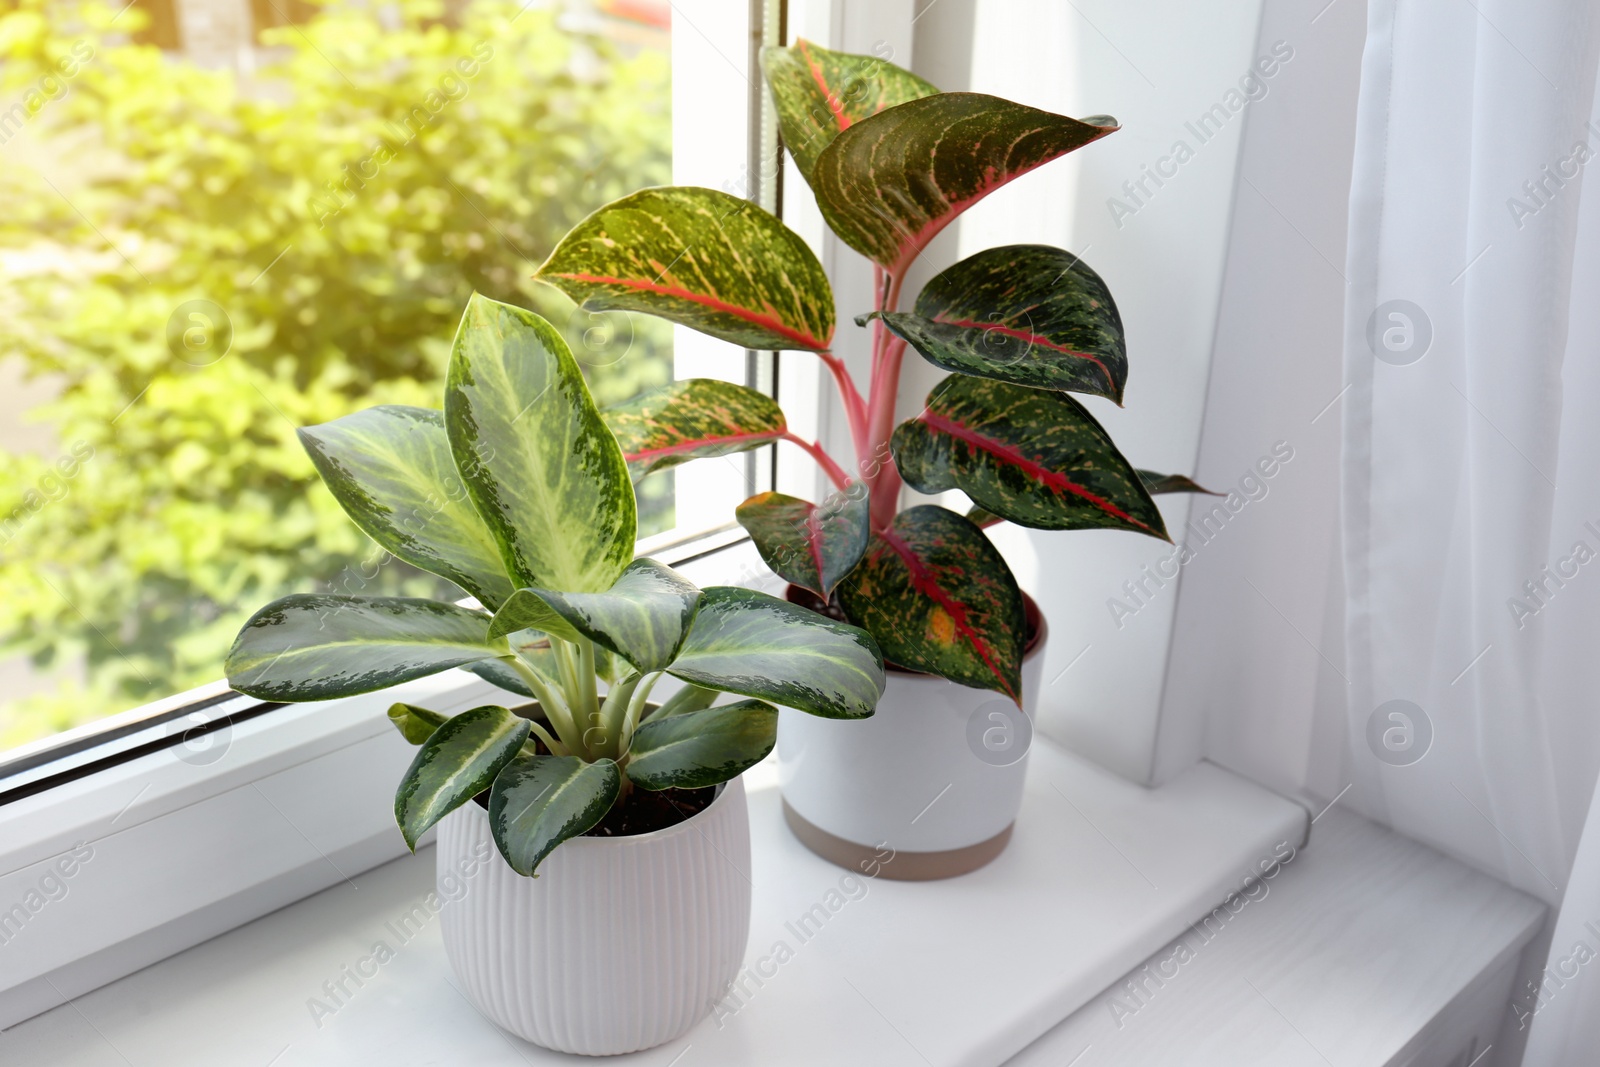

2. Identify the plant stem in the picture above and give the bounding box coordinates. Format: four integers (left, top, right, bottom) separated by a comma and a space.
818, 350, 869, 462
523, 720, 568, 757
866, 272, 908, 529
780, 431, 850, 491
508, 656, 582, 757
618, 671, 664, 759
596, 672, 641, 761
576, 638, 598, 732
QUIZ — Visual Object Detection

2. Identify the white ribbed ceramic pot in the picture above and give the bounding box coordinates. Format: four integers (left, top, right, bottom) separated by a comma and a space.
436, 777, 751, 1056
778, 595, 1046, 880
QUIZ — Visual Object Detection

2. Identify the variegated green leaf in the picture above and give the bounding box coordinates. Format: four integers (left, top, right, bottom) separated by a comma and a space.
625, 699, 778, 790
604, 379, 786, 479
736, 484, 870, 599
395, 705, 529, 850
649, 682, 720, 720
388, 702, 450, 745
490, 755, 622, 876
1137, 470, 1219, 495
297, 406, 515, 611
488, 559, 701, 673
535, 187, 834, 351
445, 293, 635, 594
669, 586, 884, 719
813, 94, 1118, 277
461, 629, 566, 698
875, 246, 1127, 404
838, 505, 1026, 700
760, 39, 939, 184
892, 375, 1168, 539
226, 594, 499, 701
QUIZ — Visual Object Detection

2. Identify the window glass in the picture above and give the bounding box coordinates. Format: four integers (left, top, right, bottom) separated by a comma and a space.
0, 0, 687, 751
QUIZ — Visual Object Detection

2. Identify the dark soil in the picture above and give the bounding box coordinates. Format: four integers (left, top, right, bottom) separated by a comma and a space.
468, 704, 715, 837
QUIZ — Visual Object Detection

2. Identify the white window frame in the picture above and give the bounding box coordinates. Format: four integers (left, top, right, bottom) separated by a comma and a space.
0, 0, 788, 1028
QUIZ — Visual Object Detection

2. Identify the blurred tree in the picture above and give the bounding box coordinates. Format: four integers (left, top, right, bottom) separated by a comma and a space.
0, 0, 673, 745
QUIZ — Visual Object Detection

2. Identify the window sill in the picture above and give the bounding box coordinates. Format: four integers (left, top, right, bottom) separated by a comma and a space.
3, 738, 1309, 1065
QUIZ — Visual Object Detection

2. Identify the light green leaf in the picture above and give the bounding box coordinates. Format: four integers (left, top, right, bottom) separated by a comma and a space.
813, 93, 1117, 277
669, 586, 884, 719
649, 683, 720, 720
489, 558, 701, 673
535, 187, 834, 352
892, 375, 1168, 538
444, 293, 635, 594
297, 405, 516, 610
394, 705, 530, 850
489, 755, 622, 876
604, 379, 786, 479
760, 39, 939, 184
388, 702, 450, 745
226, 594, 499, 701
626, 699, 777, 790
874, 246, 1128, 403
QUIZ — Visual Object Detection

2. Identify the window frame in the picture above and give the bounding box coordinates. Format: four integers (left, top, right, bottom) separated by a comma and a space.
0, 0, 789, 1030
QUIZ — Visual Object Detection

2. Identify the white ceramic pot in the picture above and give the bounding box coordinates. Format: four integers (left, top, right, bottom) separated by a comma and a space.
436, 777, 751, 1056
778, 596, 1046, 880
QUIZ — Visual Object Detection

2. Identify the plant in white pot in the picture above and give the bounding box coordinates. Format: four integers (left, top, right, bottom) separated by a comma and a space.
225, 294, 885, 1055
530, 43, 1214, 880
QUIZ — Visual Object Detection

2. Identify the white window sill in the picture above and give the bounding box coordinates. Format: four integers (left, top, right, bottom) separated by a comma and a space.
2, 736, 1314, 1065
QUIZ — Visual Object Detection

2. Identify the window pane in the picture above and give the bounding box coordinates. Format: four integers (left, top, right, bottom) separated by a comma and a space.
0, 0, 686, 752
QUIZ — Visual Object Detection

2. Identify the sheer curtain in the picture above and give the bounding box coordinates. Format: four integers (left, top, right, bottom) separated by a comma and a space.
1339, 0, 1600, 1060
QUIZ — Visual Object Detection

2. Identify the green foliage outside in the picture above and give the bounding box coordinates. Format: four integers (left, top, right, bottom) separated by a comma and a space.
0, 0, 673, 747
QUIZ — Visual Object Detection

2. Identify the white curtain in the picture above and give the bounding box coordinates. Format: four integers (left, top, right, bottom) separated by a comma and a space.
1340, 0, 1600, 1060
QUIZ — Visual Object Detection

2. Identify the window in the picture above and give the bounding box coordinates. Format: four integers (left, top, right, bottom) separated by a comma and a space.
0, 0, 750, 762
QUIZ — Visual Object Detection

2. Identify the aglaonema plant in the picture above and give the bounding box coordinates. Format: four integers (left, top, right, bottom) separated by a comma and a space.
225, 294, 885, 875
532, 41, 1215, 704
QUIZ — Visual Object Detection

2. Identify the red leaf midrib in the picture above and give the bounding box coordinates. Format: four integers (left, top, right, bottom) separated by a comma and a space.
933, 317, 1117, 393
548, 272, 830, 351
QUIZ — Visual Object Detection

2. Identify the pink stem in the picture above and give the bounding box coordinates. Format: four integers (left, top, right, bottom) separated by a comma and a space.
866, 272, 908, 529
781, 432, 851, 491
818, 350, 869, 463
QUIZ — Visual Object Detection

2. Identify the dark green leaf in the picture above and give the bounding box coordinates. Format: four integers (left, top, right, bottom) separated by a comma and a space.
226, 594, 499, 701
535, 187, 834, 351
395, 705, 529, 850
604, 379, 786, 479
875, 246, 1127, 403
388, 702, 450, 745
813, 93, 1117, 277
839, 505, 1025, 700
489, 755, 622, 876
760, 39, 939, 184
650, 683, 720, 720
626, 699, 778, 790
297, 406, 516, 610
488, 559, 701, 673
892, 375, 1168, 538
669, 586, 883, 719
736, 484, 870, 599
444, 293, 635, 594
1137, 470, 1219, 495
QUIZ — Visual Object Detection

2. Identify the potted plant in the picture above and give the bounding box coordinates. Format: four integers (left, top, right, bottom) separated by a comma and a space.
531, 43, 1213, 879
225, 294, 885, 1055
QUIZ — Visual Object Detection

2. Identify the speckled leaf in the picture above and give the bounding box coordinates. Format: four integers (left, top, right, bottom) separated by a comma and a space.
813, 94, 1117, 277
388, 702, 450, 745
488, 559, 701, 673
298, 406, 516, 611
838, 505, 1025, 700
649, 683, 720, 720
736, 484, 870, 599
1137, 470, 1219, 495
892, 375, 1168, 539
760, 39, 939, 185
445, 294, 635, 594
604, 379, 786, 479
535, 187, 834, 352
669, 586, 884, 719
226, 594, 499, 701
489, 755, 622, 876
394, 705, 529, 850
875, 246, 1127, 403
626, 699, 778, 791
